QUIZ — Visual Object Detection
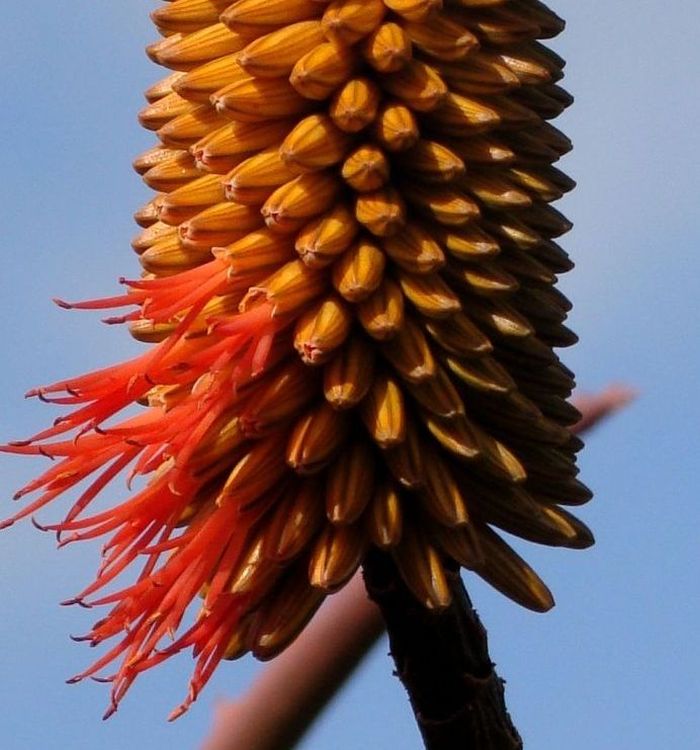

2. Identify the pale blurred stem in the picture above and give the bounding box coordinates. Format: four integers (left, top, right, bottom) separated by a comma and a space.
200, 386, 635, 750
201, 572, 384, 750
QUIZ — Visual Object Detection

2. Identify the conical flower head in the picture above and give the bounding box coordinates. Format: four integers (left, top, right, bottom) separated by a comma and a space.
3, 0, 592, 718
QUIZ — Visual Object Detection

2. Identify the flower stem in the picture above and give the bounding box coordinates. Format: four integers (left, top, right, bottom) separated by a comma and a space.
362, 548, 522, 750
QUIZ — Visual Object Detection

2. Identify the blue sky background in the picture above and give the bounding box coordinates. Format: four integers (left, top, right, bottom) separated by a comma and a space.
1, 2, 698, 748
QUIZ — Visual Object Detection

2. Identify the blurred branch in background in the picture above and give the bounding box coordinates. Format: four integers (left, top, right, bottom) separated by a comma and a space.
201, 386, 636, 750
201, 573, 383, 750
570, 385, 637, 434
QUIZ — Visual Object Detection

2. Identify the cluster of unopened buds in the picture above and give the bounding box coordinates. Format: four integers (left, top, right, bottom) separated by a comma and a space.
3, 0, 591, 720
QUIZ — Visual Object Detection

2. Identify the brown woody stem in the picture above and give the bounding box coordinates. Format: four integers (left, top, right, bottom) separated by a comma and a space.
362, 548, 522, 750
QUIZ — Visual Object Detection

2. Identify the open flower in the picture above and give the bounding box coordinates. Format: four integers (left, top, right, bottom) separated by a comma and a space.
3, 0, 591, 719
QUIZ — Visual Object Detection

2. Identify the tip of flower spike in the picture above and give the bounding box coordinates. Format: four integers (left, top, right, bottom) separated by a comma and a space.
64, 598, 92, 609
0, 518, 15, 531
53, 297, 73, 310
102, 703, 118, 721
91, 676, 115, 684
25, 385, 81, 401
30, 516, 50, 532
6, 436, 32, 445
57, 533, 82, 549
168, 704, 190, 722
168, 689, 197, 722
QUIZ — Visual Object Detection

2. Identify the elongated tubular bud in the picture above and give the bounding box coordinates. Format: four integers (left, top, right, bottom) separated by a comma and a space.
262, 480, 324, 563
242, 259, 326, 317
401, 140, 466, 184
330, 78, 382, 133
280, 114, 353, 173
182, 201, 263, 248
355, 186, 407, 237
382, 223, 445, 274
213, 77, 314, 123
403, 14, 478, 61
392, 527, 452, 610
134, 193, 166, 227
224, 148, 298, 205
236, 21, 326, 78
361, 372, 406, 449
367, 481, 403, 548
250, 568, 326, 660
470, 525, 555, 612
423, 413, 482, 463
382, 60, 449, 112
293, 295, 353, 365
262, 171, 341, 233
397, 271, 462, 319
362, 22, 412, 73
384, 416, 426, 488
323, 336, 375, 409
295, 204, 360, 268
290, 42, 357, 101
448, 261, 520, 298
406, 365, 466, 419
149, 24, 250, 71
357, 278, 404, 340
321, 0, 387, 47
420, 447, 471, 526
222, 0, 322, 31
435, 524, 482, 570
142, 153, 201, 192
131, 221, 177, 254
133, 145, 183, 175
402, 182, 480, 226
157, 105, 230, 149
144, 71, 186, 103
374, 100, 420, 152
193, 119, 294, 173
239, 360, 319, 437
434, 224, 500, 260
228, 531, 283, 605
220, 431, 290, 507
383, 0, 443, 24
158, 173, 225, 224
308, 522, 367, 592
287, 403, 350, 474
139, 92, 194, 131
325, 442, 375, 524
140, 234, 213, 275
151, 0, 233, 35
215, 229, 295, 278
332, 237, 386, 302
174, 55, 249, 103
382, 314, 437, 384
341, 144, 391, 193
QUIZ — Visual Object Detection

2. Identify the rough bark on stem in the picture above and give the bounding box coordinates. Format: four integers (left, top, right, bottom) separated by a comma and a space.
362, 549, 522, 750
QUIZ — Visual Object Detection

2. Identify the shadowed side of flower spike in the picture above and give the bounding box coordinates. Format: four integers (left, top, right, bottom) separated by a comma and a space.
3, 0, 592, 720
